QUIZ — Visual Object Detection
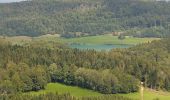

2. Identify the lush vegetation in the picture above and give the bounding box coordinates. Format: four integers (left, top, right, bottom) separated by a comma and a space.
1, 0, 170, 100
0, 0, 170, 37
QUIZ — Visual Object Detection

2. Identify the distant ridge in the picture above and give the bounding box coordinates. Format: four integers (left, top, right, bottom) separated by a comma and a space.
0, 0, 170, 37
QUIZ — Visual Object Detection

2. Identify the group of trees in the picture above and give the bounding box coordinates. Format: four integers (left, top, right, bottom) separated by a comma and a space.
48, 65, 138, 94
0, 63, 49, 94
0, 0, 170, 37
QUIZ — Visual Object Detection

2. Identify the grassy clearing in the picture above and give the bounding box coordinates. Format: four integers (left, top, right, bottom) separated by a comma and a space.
28, 83, 170, 100
28, 83, 101, 97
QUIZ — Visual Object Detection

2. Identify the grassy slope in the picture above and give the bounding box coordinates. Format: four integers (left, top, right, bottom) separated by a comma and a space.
28, 83, 170, 100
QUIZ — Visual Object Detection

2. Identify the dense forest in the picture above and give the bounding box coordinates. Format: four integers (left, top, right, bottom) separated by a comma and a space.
0, 38, 170, 97
0, 0, 170, 37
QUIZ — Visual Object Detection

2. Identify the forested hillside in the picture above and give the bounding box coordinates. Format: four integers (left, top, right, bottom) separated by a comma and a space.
0, 0, 170, 37
0, 38, 170, 97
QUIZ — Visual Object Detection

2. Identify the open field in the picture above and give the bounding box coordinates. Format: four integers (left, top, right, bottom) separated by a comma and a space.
28, 83, 170, 100
0, 34, 160, 45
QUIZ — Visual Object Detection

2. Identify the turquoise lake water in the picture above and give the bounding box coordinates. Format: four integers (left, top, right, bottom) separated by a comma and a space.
69, 44, 133, 51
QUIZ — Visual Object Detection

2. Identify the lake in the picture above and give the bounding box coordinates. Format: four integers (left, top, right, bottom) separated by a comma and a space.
69, 44, 133, 51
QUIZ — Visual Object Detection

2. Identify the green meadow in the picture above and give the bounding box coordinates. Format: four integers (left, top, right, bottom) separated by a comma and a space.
28, 83, 170, 100
28, 83, 101, 97
1, 34, 159, 45
35, 34, 160, 45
